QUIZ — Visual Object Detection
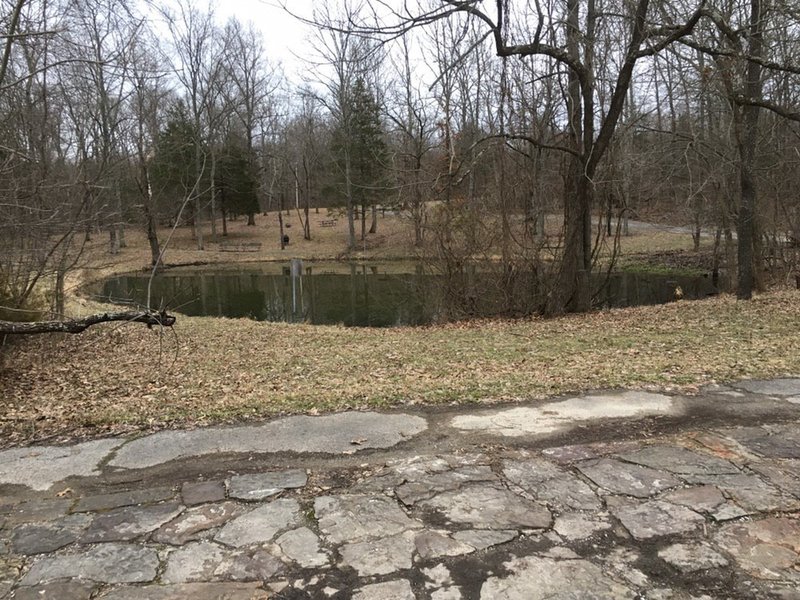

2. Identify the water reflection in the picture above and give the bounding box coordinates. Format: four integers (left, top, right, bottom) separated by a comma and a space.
96, 262, 720, 327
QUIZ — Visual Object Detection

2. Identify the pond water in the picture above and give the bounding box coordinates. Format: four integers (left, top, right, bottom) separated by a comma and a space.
94, 261, 721, 327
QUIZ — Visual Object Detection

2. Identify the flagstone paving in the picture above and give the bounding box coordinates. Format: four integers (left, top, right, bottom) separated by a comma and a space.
1, 379, 800, 598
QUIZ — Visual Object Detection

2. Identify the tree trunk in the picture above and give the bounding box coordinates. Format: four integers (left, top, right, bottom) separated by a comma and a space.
552, 156, 593, 314
736, 0, 764, 300
55, 269, 65, 317
209, 151, 218, 242
361, 201, 367, 240
193, 196, 203, 249
194, 141, 204, 250
549, 0, 592, 314
116, 186, 126, 248
146, 211, 161, 268
369, 203, 377, 234
0, 311, 176, 335
303, 158, 312, 240
109, 226, 119, 255
345, 153, 356, 249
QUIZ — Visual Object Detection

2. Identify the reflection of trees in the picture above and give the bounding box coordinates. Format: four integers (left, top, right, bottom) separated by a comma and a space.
95, 264, 702, 326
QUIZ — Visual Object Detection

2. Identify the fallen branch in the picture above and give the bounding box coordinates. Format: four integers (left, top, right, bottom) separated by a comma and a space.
0, 311, 176, 335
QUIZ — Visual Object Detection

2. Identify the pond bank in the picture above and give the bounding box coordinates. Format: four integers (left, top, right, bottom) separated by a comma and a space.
1, 289, 799, 448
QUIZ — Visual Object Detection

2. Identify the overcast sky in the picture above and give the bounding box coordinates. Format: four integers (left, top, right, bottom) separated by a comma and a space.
214, 1, 328, 81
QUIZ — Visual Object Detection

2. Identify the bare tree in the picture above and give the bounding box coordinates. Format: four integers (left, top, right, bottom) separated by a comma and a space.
162, 0, 222, 250
330, 0, 705, 312
307, 4, 384, 250
126, 28, 169, 267
222, 18, 281, 226
386, 34, 437, 246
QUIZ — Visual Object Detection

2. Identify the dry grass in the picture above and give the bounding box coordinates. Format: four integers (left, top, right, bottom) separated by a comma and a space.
0, 209, 759, 448
2, 289, 799, 448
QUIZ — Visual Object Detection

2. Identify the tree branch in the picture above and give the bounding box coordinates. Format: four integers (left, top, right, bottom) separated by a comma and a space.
0, 311, 177, 335
734, 93, 800, 122
636, 2, 706, 59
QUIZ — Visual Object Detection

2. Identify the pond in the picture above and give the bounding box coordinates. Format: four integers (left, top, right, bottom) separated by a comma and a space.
93, 261, 722, 327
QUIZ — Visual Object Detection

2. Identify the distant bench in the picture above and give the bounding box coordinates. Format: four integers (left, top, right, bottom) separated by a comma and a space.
320, 219, 338, 228
219, 241, 262, 252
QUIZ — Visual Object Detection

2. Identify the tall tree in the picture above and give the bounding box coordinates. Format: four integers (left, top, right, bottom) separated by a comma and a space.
150, 101, 207, 225
331, 77, 388, 241
216, 137, 260, 226
162, 0, 222, 249
386, 34, 437, 247
309, 5, 383, 249
127, 30, 169, 267
347, 0, 705, 312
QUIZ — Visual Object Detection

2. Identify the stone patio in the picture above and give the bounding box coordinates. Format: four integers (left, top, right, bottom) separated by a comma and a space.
1, 379, 800, 599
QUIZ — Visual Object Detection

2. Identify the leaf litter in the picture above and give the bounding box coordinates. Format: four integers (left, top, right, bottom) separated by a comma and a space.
1, 290, 799, 449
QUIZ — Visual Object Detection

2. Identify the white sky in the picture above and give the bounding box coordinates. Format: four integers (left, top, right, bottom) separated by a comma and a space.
214, 0, 322, 82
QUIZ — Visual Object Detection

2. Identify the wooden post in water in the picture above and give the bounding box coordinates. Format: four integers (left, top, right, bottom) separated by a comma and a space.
291, 258, 303, 317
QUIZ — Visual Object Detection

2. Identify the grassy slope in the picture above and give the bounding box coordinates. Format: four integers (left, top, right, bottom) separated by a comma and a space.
2, 210, 779, 448
2, 289, 798, 448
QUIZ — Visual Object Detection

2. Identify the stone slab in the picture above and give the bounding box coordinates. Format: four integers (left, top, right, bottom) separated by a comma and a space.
608, 499, 704, 540
2, 499, 73, 524
315, 495, 421, 544
98, 582, 270, 599
74, 487, 175, 513
736, 379, 800, 396
661, 485, 727, 513
503, 457, 600, 510
419, 483, 551, 529
414, 530, 474, 559
682, 473, 799, 513
660, 485, 746, 522
394, 465, 496, 505
340, 531, 416, 576
714, 517, 800, 581
10, 581, 99, 600
109, 412, 427, 469
658, 542, 729, 573
353, 579, 415, 600
82, 503, 183, 543
749, 460, 800, 498
227, 470, 307, 501
618, 445, 740, 475
0, 439, 122, 491
181, 481, 226, 506
11, 513, 92, 555
577, 458, 681, 498
481, 556, 635, 599
153, 502, 243, 545
275, 527, 329, 568
451, 529, 517, 550
553, 512, 612, 541
727, 425, 800, 459
215, 499, 301, 547
451, 391, 675, 437
162, 541, 283, 583
21, 543, 159, 586
541, 441, 641, 465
